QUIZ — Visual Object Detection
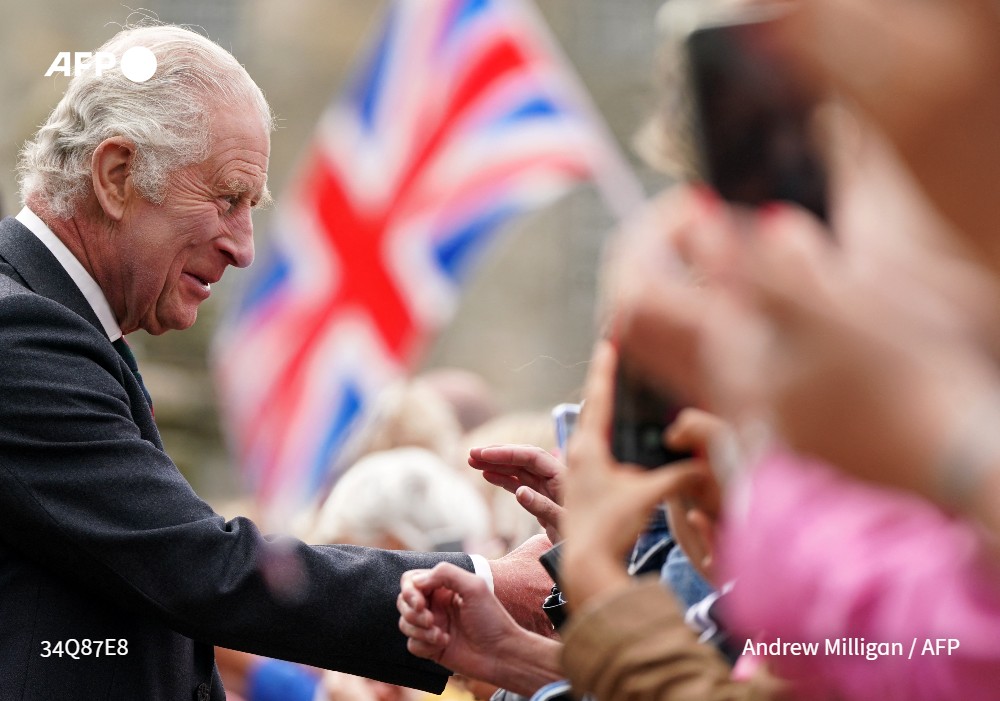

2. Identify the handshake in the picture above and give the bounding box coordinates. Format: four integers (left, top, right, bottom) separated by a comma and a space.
396, 342, 722, 698
398, 558, 563, 697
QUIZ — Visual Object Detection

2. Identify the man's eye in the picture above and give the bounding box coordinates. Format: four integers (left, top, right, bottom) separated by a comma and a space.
220, 195, 241, 212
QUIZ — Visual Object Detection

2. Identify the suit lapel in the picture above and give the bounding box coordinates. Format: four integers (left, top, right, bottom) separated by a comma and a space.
0, 217, 106, 336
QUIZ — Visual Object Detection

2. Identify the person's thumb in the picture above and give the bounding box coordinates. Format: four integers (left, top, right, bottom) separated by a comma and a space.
515, 486, 564, 533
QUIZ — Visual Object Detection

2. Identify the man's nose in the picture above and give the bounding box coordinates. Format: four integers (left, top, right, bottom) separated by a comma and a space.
219, 210, 255, 268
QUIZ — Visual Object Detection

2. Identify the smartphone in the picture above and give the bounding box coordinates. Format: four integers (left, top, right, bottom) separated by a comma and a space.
610, 357, 692, 469
686, 9, 829, 222
552, 403, 581, 457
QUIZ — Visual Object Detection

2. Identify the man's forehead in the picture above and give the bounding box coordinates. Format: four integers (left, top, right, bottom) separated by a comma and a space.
210, 149, 268, 187
198, 107, 271, 193
204, 109, 270, 170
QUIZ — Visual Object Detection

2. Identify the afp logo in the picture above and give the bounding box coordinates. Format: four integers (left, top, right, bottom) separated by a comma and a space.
45, 46, 157, 83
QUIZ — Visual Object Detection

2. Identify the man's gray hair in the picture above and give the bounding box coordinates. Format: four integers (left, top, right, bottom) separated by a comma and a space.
18, 24, 275, 218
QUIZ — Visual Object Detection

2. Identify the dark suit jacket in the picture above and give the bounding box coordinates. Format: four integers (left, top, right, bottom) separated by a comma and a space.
0, 217, 471, 701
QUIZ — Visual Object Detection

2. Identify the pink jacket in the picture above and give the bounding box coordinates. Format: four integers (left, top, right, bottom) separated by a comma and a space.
719, 449, 1000, 700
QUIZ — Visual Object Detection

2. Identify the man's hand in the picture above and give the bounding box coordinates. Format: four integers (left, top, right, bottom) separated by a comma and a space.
469, 445, 566, 541
398, 564, 519, 675
397, 563, 562, 696
487, 534, 557, 638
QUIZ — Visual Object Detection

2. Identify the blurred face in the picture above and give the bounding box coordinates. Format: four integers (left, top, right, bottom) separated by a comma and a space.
105, 103, 269, 335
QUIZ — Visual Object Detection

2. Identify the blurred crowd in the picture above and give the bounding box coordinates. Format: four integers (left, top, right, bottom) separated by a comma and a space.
216, 367, 560, 701
381, 1, 1000, 701
223, 0, 1000, 700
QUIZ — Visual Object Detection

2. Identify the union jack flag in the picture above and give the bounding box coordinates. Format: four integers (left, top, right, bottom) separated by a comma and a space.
213, 0, 643, 526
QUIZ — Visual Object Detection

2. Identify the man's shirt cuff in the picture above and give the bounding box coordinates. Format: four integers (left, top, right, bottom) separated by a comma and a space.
469, 554, 494, 593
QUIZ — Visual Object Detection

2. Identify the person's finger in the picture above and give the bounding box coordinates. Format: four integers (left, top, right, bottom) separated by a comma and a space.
739, 204, 840, 327
576, 340, 616, 437
468, 445, 512, 469
665, 408, 726, 451
401, 569, 431, 587
400, 573, 425, 600
396, 590, 413, 618
400, 586, 425, 612
417, 561, 492, 601
589, 467, 710, 547
469, 443, 534, 458
514, 486, 564, 531
687, 508, 716, 555
606, 188, 724, 404
640, 464, 707, 504
672, 187, 740, 283
399, 571, 432, 612
480, 471, 522, 495
405, 634, 449, 661
483, 468, 555, 500
469, 460, 531, 478
398, 615, 443, 644
471, 445, 564, 479
396, 592, 434, 629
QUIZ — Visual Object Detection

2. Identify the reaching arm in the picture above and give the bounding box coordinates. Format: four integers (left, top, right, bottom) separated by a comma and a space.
0, 291, 470, 691
469, 444, 567, 542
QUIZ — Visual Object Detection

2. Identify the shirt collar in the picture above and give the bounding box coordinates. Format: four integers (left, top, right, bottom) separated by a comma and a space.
15, 206, 123, 342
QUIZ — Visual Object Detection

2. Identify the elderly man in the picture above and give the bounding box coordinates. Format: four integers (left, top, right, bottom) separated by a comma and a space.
0, 25, 548, 701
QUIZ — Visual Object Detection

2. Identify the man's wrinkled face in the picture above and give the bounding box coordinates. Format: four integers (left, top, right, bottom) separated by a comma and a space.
112, 103, 269, 335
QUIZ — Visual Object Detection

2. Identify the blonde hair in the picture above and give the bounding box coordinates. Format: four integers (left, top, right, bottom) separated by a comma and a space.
355, 379, 464, 464
634, 0, 747, 177
312, 448, 491, 553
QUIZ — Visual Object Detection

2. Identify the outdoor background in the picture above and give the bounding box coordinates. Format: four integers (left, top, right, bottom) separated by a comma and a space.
0, 0, 669, 502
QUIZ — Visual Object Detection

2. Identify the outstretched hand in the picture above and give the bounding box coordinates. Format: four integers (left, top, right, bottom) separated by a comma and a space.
469, 444, 566, 541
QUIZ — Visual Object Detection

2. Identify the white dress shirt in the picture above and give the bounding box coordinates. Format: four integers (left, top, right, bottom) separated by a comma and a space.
16, 206, 122, 341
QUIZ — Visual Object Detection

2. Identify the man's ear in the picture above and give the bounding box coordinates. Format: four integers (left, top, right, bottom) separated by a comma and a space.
91, 137, 136, 222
